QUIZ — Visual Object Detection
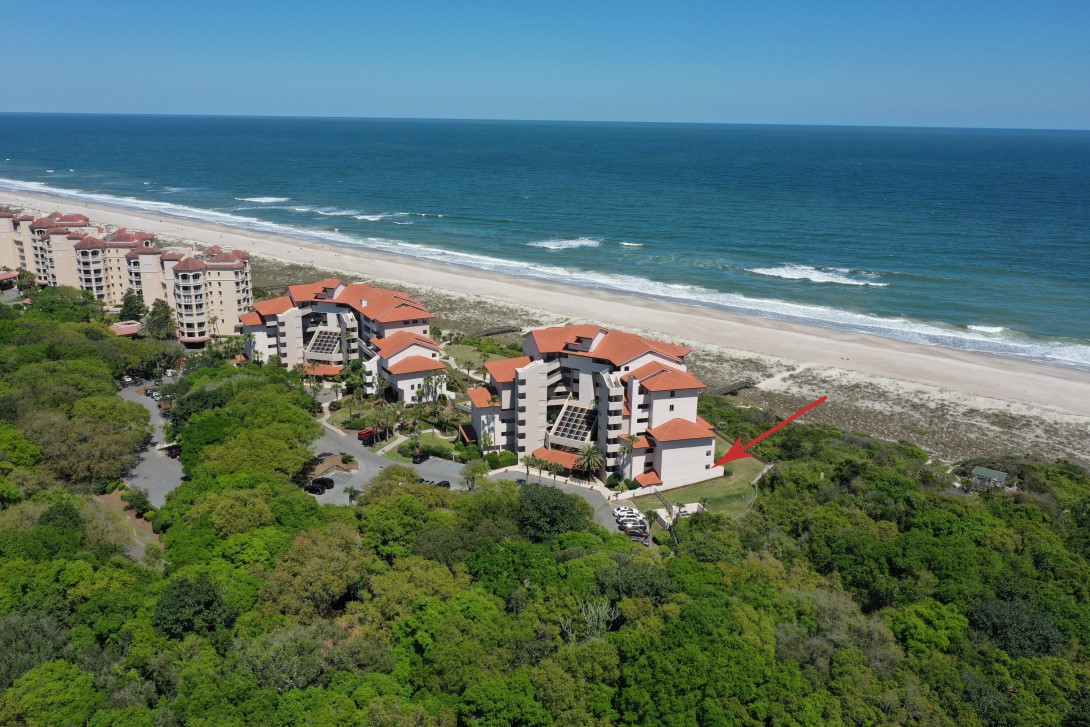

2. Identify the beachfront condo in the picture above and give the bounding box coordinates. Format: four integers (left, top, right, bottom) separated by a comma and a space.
0, 211, 253, 345
466, 324, 724, 487
237, 277, 448, 403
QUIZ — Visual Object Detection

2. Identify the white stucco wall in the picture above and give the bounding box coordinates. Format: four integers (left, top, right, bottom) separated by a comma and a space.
652, 437, 722, 487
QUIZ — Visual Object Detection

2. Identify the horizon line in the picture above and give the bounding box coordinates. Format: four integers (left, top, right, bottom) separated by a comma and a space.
0, 109, 1087, 134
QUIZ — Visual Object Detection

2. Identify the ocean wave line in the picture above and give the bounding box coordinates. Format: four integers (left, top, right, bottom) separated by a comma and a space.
1, 176, 1087, 370
749, 264, 888, 287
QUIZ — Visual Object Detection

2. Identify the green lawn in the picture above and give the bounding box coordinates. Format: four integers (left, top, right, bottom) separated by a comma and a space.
446, 344, 507, 372
383, 432, 451, 464
631, 457, 767, 518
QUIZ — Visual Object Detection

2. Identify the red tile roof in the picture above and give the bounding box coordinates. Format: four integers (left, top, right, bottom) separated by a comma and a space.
125, 245, 161, 260
532, 447, 579, 469
372, 331, 440, 358
0, 212, 12, 218
646, 418, 715, 443
160, 251, 184, 261
467, 386, 499, 408
386, 355, 447, 375
73, 236, 106, 250
630, 435, 651, 449
282, 278, 432, 324
484, 356, 532, 383
0, 271, 18, 281
29, 217, 54, 229
624, 361, 705, 392
55, 213, 89, 225
253, 295, 294, 316
304, 363, 343, 377
16, 214, 34, 221
238, 311, 262, 326
526, 324, 690, 366
46, 228, 71, 236
635, 470, 662, 487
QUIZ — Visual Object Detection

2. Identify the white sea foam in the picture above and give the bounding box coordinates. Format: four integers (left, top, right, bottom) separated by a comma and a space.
353, 212, 411, 222
236, 196, 289, 203
1, 175, 1086, 370
527, 237, 601, 250
749, 264, 889, 287
46, 170, 54, 173
969, 325, 1006, 334
619, 242, 643, 247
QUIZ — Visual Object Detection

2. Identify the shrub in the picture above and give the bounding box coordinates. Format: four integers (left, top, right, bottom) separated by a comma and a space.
497, 450, 518, 467
343, 416, 371, 430
328, 400, 342, 411
607, 474, 622, 489
626, 479, 642, 491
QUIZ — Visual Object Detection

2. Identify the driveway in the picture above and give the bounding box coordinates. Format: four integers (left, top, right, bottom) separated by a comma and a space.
120, 383, 183, 507
488, 471, 617, 530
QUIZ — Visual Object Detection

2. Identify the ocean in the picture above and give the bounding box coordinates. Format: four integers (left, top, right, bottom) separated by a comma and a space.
2, 113, 1089, 369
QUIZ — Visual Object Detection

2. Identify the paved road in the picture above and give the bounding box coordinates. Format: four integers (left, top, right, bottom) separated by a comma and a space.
120, 383, 622, 526
120, 383, 183, 507
488, 471, 618, 531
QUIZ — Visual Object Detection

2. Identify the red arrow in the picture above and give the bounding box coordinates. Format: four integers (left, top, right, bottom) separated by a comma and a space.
715, 395, 828, 465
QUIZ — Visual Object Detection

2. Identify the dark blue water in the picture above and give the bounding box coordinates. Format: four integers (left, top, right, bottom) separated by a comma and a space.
2, 114, 1089, 368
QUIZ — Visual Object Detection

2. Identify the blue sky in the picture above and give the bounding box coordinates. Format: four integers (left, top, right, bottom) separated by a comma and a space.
5, 0, 1089, 128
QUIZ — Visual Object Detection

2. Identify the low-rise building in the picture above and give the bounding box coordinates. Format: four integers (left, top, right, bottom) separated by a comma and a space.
238, 277, 448, 402
466, 324, 723, 487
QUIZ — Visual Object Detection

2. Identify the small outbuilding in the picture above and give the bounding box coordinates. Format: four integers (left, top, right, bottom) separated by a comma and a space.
969, 466, 1009, 492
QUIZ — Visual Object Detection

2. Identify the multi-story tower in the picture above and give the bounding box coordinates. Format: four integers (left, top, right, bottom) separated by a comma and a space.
0, 211, 252, 346
467, 324, 723, 488
238, 277, 447, 402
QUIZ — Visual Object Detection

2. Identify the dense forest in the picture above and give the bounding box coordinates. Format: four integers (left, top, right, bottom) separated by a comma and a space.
1, 286, 1090, 726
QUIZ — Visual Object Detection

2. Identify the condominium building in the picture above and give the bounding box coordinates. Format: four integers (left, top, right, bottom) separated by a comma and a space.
466, 324, 723, 487
0, 211, 253, 345
238, 277, 448, 402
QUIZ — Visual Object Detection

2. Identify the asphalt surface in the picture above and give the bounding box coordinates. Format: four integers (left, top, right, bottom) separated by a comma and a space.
120, 382, 183, 507
120, 383, 622, 526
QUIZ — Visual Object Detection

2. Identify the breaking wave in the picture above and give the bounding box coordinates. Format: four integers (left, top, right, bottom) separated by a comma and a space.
749, 264, 888, 287
526, 237, 601, 250
2, 175, 1087, 370
235, 196, 289, 203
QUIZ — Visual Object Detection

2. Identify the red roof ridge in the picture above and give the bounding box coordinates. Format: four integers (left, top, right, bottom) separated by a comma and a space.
484, 355, 532, 384
386, 355, 447, 375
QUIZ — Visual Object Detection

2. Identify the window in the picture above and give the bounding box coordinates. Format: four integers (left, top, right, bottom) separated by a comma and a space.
670, 391, 676, 397
669, 405, 674, 411
706, 450, 711, 456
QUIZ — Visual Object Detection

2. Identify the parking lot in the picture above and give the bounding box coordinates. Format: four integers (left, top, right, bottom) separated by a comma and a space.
121, 383, 625, 529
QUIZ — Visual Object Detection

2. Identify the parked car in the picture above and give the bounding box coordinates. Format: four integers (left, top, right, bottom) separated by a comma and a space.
146, 388, 159, 398
617, 515, 646, 526
629, 534, 650, 546
303, 483, 326, 495
621, 524, 649, 537
613, 507, 639, 518
357, 428, 384, 445
121, 375, 133, 385
435, 480, 451, 488
312, 476, 334, 489
166, 446, 182, 459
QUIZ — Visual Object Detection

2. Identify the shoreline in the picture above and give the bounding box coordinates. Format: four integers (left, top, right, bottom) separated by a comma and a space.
4, 187, 1090, 425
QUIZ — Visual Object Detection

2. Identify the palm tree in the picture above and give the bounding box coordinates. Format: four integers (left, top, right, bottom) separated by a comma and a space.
547, 461, 562, 482
575, 444, 605, 481
345, 486, 362, 505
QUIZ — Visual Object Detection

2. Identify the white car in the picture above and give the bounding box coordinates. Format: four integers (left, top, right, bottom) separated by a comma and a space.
165, 368, 175, 377
613, 507, 639, 518
618, 516, 646, 527
121, 375, 133, 385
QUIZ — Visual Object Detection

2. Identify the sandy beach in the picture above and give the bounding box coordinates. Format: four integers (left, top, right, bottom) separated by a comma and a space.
5, 188, 1089, 462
